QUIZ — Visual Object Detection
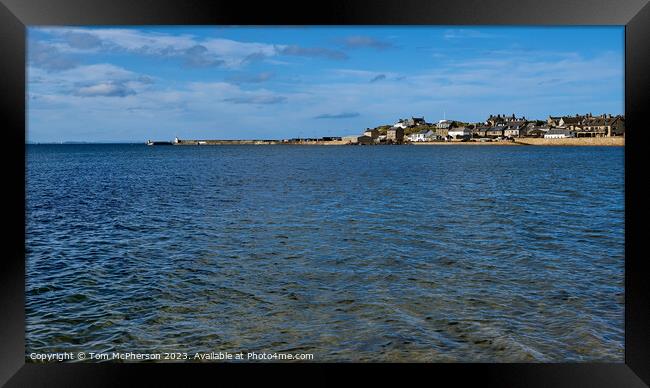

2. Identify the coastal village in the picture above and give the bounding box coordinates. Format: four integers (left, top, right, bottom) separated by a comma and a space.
148, 112, 624, 146
336, 113, 625, 145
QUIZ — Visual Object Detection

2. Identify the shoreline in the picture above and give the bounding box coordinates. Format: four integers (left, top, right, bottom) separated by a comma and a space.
412, 137, 624, 146
513, 137, 624, 146
164, 137, 624, 147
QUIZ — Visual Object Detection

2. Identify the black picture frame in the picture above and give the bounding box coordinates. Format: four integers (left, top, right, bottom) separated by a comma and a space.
1, 0, 648, 386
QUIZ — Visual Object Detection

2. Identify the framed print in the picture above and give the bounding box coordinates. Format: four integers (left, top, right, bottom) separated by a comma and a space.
1, 0, 648, 386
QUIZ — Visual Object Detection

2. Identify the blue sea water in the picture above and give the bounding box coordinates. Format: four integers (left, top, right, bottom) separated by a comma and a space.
25, 144, 625, 362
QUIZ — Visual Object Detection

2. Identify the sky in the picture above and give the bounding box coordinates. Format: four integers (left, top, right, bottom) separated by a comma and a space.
27, 26, 624, 142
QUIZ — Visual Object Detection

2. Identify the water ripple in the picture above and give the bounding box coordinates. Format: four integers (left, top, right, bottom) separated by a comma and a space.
26, 144, 624, 361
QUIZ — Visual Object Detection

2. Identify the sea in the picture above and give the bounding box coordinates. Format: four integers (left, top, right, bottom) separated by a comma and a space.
25, 144, 625, 362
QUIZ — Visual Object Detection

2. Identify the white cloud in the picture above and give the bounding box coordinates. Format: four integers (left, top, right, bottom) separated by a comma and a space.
29, 63, 156, 100
443, 29, 501, 40
74, 82, 136, 97
33, 27, 347, 69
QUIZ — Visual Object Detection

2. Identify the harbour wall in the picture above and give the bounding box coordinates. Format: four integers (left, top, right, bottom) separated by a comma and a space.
174, 140, 347, 146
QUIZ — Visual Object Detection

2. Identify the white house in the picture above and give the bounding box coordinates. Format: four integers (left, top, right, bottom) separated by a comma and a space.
408, 129, 432, 142
437, 119, 453, 129
544, 129, 575, 139
448, 127, 471, 139
423, 130, 438, 140
393, 120, 408, 129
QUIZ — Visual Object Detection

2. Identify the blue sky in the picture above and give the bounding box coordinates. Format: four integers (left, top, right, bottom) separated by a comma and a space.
27, 26, 624, 142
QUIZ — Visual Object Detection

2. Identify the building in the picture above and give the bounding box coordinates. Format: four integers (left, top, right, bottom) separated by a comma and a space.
558, 116, 584, 129
486, 126, 506, 137
358, 135, 374, 144
526, 126, 550, 138
363, 128, 380, 139
406, 129, 438, 142
504, 114, 526, 123
546, 114, 589, 128
393, 117, 427, 129
343, 135, 373, 144
547, 116, 562, 127
408, 129, 431, 142
407, 117, 427, 127
504, 128, 520, 138
547, 114, 588, 129
435, 127, 449, 138
473, 126, 489, 137
487, 114, 525, 126
609, 115, 625, 136
424, 130, 439, 141
448, 127, 471, 140
577, 114, 625, 137
486, 114, 506, 126
387, 127, 405, 143
545, 113, 624, 137
437, 119, 453, 129
544, 129, 575, 139
393, 120, 408, 129
504, 121, 528, 137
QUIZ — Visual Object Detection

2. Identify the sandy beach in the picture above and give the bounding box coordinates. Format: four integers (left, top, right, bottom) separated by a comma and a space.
514, 137, 624, 146
411, 137, 624, 146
